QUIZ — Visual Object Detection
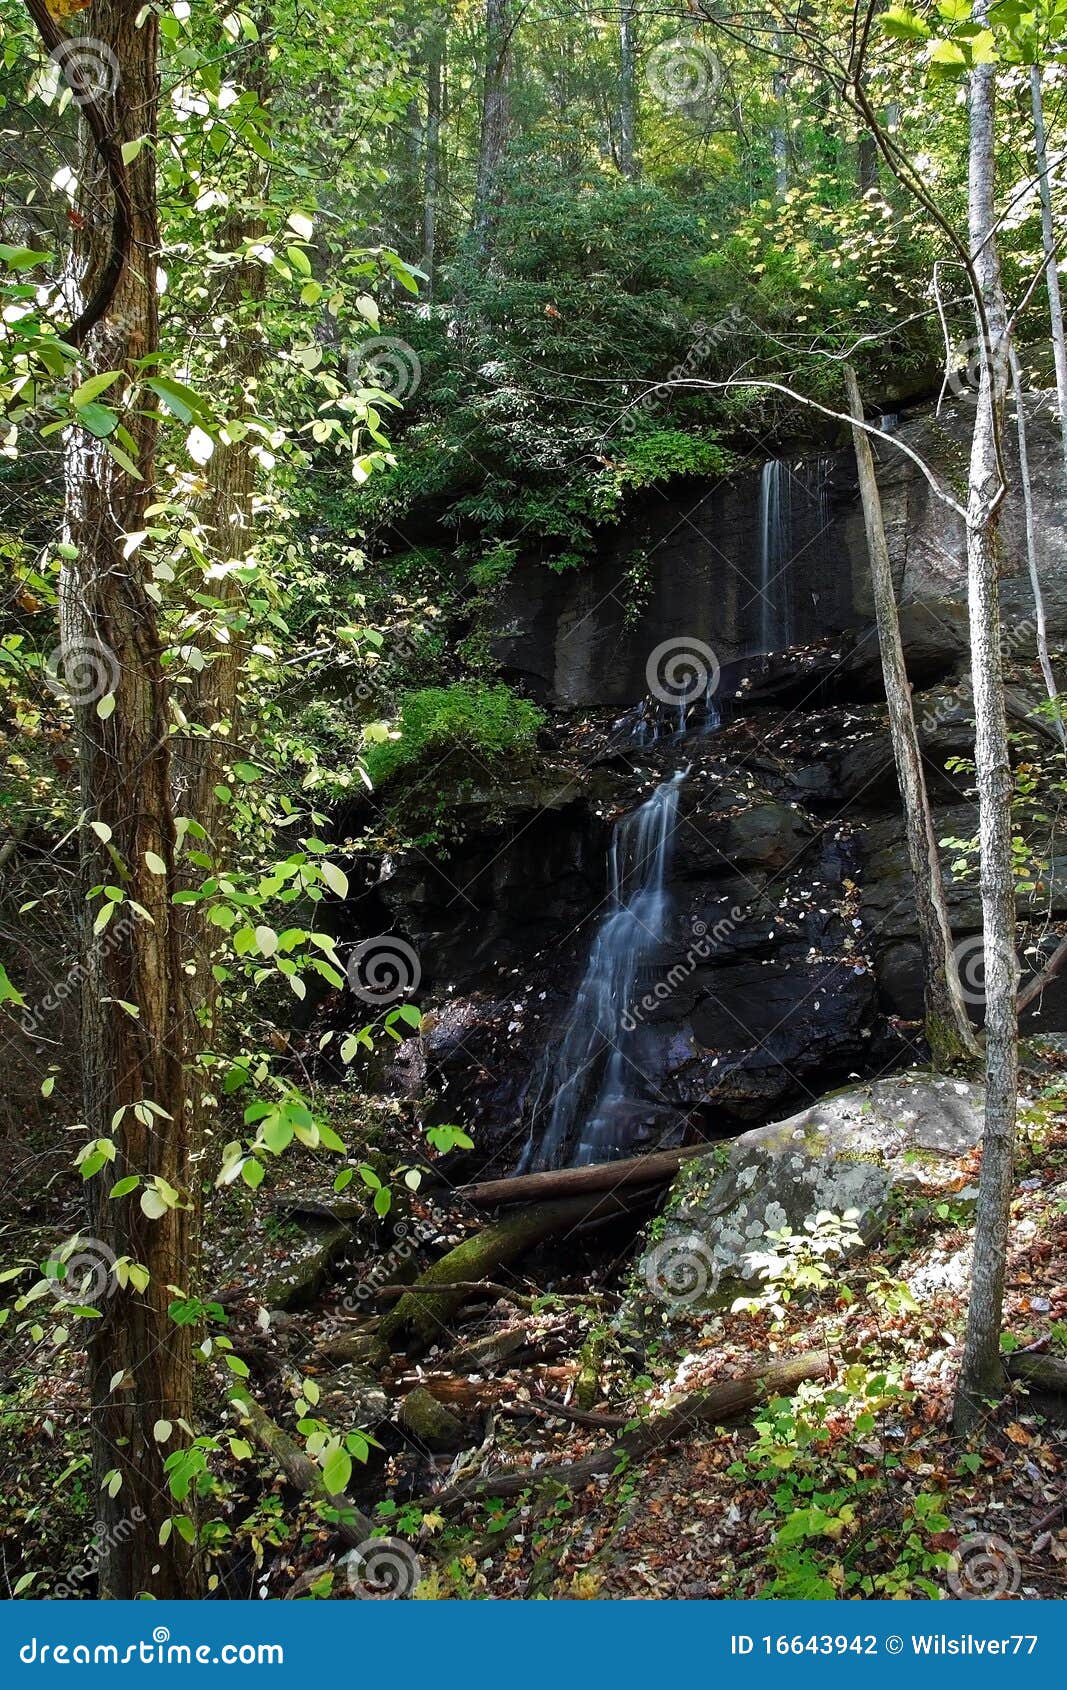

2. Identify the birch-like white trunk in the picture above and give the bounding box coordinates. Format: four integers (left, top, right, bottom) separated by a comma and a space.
954, 42, 1020, 1433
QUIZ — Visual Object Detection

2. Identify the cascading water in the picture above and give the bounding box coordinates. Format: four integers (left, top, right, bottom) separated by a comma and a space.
514, 771, 686, 1172
757, 458, 792, 653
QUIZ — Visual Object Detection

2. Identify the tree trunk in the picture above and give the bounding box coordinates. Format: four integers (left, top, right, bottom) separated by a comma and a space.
1030, 64, 1067, 473
421, 17, 445, 294
58, 0, 202, 1596
844, 364, 979, 1070
472, 0, 511, 247
618, 1, 637, 179
1009, 345, 1064, 745
954, 36, 1019, 1434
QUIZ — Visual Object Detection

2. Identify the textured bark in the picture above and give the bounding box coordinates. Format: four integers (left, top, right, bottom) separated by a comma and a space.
61, 0, 201, 1596
617, 1, 637, 179
472, 0, 512, 246
1030, 65, 1067, 472
844, 363, 979, 1070
954, 38, 1019, 1434
1009, 346, 1064, 745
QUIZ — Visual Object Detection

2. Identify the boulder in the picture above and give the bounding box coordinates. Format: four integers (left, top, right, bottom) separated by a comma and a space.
396, 1386, 467, 1452
636, 1072, 984, 1309
316, 1363, 389, 1429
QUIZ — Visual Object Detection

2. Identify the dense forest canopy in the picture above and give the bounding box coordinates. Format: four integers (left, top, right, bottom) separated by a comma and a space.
0, 0, 1066, 1607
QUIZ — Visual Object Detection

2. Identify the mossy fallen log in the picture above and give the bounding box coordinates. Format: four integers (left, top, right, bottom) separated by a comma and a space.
456, 1145, 705, 1209
1007, 1352, 1067, 1393
375, 1190, 645, 1356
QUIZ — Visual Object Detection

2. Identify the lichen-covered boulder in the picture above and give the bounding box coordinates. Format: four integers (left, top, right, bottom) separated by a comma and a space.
636, 1072, 983, 1311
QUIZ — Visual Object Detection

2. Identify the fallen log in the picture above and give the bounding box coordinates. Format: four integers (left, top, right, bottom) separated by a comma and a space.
1007, 1352, 1067, 1394
375, 1189, 647, 1356
423, 1349, 830, 1511
224, 1380, 374, 1547
456, 1144, 707, 1209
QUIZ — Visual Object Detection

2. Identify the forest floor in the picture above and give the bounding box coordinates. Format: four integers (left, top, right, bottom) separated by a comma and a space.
1, 1047, 1066, 1601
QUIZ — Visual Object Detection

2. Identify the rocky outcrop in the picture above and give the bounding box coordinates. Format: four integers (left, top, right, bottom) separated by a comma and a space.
633, 1072, 984, 1311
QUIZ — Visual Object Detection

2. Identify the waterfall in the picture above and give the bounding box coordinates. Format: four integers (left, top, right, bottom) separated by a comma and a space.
514, 771, 686, 1172
757, 458, 792, 653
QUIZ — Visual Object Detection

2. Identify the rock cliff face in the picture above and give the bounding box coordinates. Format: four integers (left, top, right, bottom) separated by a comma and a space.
489, 393, 1067, 706
341, 398, 1067, 1174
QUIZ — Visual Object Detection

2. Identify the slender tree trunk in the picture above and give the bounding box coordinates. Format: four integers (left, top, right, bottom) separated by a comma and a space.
954, 40, 1019, 1434
772, 44, 789, 195
59, 0, 201, 1595
618, 1, 637, 179
1009, 345, 1065, 746
1030, 64, 1067, 472
422, 18, 444, 294
472, 0, 511, 247
844, 365, 979, 1069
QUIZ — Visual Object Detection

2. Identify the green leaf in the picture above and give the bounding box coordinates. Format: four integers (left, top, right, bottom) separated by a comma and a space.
320, 861, 348, 898
73, 371, 122, 408
0, 963, 25, 1008
109, 1175, 140, 1198
77, 402, 119, 439
883, 4, 932, 36
322, 1446, 352, 1495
